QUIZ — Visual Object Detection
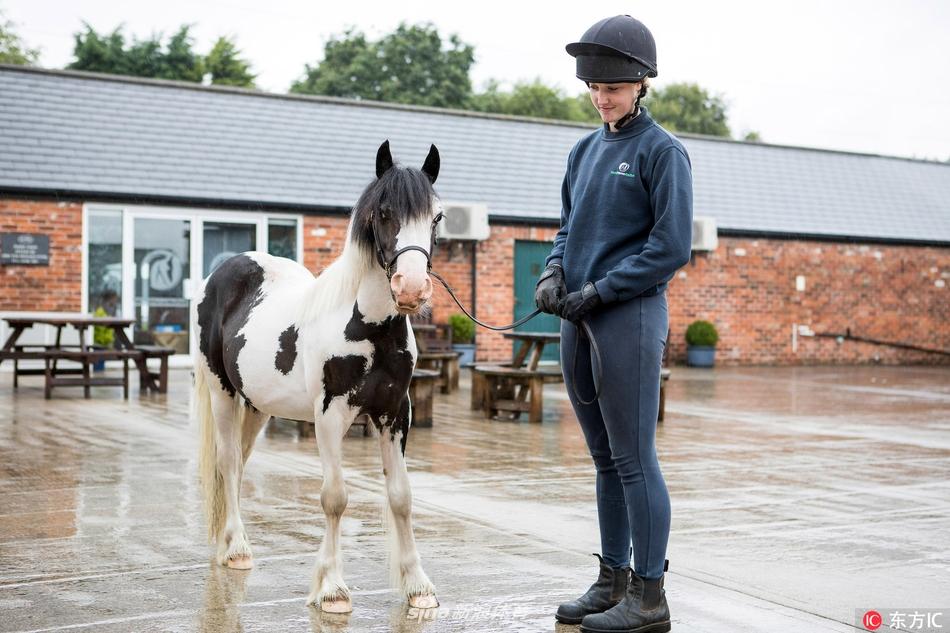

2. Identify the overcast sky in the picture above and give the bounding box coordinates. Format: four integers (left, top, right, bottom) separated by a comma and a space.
6, 0, 949, 160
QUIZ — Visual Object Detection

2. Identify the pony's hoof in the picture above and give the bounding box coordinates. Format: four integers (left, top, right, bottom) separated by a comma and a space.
409, 593, 439, 609
226, 555, 253, 570
320, 598, 353, 613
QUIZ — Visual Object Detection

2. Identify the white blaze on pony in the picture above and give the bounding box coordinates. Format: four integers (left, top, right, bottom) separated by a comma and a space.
192, 140, 443, 613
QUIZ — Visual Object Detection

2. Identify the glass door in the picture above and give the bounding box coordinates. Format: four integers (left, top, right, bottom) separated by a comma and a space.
132, 218, 191, 353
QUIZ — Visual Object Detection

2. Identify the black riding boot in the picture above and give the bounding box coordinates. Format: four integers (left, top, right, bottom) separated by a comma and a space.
555, 554, 628, 624
579, 562, 671, 633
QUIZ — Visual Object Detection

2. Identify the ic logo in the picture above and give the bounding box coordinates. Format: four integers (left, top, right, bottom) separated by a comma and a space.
862, 610, 882, 630
618, 162, 630, 173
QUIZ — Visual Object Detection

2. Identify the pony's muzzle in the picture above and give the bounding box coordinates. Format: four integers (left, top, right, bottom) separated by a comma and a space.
391, 273, 433, 313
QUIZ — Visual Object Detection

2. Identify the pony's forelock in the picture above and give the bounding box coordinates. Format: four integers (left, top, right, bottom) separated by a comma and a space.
351, 165, 436, 252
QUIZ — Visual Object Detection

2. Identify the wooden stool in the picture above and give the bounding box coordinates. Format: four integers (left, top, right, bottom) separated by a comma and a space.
409, 368, 440, 428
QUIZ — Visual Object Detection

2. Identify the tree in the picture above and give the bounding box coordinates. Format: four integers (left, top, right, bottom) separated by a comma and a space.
743, 130, 762, 142
68, 24, 204, 83
0, 10, 39, 65
159, 26, 203, 82
291, 23, 475, 109
644, 82, 730, 137
468, 79, 599, 124
205, 36, 255, 87
67, 24, 130, 75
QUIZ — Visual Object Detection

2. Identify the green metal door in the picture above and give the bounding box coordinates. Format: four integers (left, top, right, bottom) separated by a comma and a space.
513, 240, 560, 362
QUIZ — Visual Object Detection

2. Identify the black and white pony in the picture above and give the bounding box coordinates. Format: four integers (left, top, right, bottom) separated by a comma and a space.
193, 141, 443, 612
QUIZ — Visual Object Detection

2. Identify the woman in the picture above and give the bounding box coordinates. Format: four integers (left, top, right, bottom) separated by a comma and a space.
535, 15, 693, 633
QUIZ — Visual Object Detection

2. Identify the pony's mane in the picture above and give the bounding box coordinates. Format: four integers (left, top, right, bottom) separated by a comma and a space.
297, 165, 435, 324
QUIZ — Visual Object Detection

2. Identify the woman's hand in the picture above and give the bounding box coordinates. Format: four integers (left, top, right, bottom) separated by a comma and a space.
558, 281, 602, 322
535, 264, 567, 314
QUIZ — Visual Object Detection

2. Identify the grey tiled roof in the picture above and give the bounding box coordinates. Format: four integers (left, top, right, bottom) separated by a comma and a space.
2, 65, 948, 244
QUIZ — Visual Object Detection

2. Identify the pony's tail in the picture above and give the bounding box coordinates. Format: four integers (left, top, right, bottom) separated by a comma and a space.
196, 366, 225, 542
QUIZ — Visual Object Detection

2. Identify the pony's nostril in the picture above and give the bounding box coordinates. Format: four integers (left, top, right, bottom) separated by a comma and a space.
390, 273, 406, 295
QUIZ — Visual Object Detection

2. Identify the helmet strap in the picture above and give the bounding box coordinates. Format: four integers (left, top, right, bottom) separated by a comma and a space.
615, 104, 640, 130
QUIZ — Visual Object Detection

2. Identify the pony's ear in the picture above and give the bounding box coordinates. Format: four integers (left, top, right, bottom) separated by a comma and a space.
376, 140, 394, 179
421, 144, 440, 184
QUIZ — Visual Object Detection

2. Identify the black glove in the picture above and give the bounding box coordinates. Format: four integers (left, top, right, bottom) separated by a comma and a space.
534, 264, 566, 315
558, 281, 602, 322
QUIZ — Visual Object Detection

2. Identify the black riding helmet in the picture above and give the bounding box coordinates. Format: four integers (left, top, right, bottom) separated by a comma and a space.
566, 15, 657, 83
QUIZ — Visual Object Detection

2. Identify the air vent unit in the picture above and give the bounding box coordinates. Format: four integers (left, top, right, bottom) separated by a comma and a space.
437, 202, 490, 241
692, 216, 718, 251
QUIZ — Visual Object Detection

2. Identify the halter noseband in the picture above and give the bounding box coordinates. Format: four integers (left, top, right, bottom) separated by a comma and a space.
370, 209, 440, 279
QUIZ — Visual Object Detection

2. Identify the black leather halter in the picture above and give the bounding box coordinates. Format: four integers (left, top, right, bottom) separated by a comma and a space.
370, 209, 442, 279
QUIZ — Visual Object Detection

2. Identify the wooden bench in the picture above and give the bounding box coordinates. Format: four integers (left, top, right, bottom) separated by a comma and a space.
471, 364, 564, 423
1, 345, 87, 387
416, 351, 461, 394
134, 345, 175, 393
42, 349, 140, 399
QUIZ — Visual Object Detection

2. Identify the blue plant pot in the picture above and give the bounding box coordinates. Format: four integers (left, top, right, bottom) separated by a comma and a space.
93, 359, 106, 372
687, 345, 716, 367
453, 344, 476, 366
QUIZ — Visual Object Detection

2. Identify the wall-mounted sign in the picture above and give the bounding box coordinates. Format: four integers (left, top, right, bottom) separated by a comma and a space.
0, 233, 50, 265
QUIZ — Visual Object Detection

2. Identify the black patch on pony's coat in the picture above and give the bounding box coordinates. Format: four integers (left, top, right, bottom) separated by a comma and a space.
274, 325, 299, 375
321, 302, 414, 453
197, 254, 265, 406
322, 354, 367, 414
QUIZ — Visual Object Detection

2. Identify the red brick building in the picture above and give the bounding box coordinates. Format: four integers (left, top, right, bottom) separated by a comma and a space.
1, 65, 948, 366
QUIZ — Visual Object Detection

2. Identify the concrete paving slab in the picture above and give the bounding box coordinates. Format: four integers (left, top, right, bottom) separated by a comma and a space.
1, 364, 947, 632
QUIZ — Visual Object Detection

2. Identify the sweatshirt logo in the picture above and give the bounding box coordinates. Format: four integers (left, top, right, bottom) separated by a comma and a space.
610, 161, 636, 178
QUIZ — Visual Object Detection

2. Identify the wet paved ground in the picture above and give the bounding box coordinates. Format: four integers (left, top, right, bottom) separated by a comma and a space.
1, 364, 948, 632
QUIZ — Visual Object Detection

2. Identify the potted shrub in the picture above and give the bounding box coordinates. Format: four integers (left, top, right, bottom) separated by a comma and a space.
448, 314, 476, 366
92, 307, 114, 371
686, 320, 718, 367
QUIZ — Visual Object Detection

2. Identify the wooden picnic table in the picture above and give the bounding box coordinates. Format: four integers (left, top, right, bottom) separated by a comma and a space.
0, 314, 173, 396
503, 330, 561, 371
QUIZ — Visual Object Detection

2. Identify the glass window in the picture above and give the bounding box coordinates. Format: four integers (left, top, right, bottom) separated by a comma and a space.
203, 221, 256, 277
87, 211, 123, 316
268, 219, 298, 261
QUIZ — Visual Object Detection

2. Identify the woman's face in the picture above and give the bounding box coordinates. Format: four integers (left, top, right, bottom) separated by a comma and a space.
588, 82, 640, 125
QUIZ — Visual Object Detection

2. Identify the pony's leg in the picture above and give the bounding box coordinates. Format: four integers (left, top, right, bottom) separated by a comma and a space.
209, 390, 257, 570
307, 399, 354, 613
240, 407, 270, 465
379, 426, 438, 608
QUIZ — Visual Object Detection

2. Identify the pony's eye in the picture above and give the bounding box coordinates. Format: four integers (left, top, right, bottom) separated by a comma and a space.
379, 207, 391, 221
433, 212, 444, 224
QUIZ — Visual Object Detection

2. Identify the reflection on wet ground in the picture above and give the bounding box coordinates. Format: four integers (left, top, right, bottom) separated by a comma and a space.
1, 364, 948, 632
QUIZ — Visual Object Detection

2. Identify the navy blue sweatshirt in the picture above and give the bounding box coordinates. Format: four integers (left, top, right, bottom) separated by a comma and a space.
546, 106, 693, 303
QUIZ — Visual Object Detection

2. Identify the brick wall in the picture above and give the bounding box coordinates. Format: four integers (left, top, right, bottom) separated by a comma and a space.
670, 237, 950, 366
301, 214, 350, 275
0, 198, 83, 312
